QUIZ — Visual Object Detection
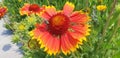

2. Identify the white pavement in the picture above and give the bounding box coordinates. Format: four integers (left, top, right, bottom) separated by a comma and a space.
0, 18, 23, 58
0, 0, 23, 58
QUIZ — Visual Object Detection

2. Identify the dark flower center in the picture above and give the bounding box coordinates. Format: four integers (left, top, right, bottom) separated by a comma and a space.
29, 4, 40, 12
48, 13, 70, 36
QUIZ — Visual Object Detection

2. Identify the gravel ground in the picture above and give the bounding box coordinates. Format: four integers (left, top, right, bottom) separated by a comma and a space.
0, 18, 23, 58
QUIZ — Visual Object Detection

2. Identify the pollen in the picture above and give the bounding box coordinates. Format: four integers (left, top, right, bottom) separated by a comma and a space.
48, 13, 70, 35
52, 15, 65, 26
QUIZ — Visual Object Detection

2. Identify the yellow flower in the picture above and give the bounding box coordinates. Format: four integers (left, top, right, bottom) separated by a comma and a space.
18, 0, 22, 2
97, 5, 107, 11
28, 17, 34, 23
18, 24, 25, 30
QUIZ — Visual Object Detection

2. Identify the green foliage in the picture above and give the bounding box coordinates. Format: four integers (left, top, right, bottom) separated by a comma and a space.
2, 0, 120, 58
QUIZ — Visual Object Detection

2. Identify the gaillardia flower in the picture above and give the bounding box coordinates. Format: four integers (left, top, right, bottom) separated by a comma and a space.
97, 5, 107, 11
29, 2, 90, 55
20, 3, 45, 15
0, 7, 7, 19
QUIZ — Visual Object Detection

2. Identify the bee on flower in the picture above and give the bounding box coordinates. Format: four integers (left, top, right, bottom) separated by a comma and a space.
29, 2, 91, 55
0, 6, 7, 19
19, 3, 45, 16
97, 5, 107, 11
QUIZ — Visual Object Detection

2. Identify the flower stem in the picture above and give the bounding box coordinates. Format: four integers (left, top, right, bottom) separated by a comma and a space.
95, 0, 117, 54
103, 16, 120, 57
47, 0, 50, 5
102, 0, 117, 37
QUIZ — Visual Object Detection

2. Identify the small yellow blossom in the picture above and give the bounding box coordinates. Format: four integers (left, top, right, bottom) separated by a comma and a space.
18, 0, 22, 2
28, 17, 34, 23
18, 24, 25, 30
97, 5, 107, 11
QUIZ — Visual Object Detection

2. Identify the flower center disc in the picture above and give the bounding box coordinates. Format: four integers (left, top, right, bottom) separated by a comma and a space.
29, 4, 40, 12
48, 13, 70, 36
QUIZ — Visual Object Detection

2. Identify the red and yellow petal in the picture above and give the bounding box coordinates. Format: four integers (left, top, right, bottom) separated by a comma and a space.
40, 10, 51, 20
39, 32, 60, 55
67, 33, 79, 50
29, 23, 48, 40
39, 6, 56, 20
71, 24, 90, 36
85, 24, 91, 36
61, 35, 71, 55
20, 3, 44, 16
35, 5, 45, 16
45, 6, 57, 16
70, 11, 90, 24
30, 24, 60, 55
54, 38, 60, 55
63, 2, 75, 15
48, 37, 60, 55
68, 32, 84, 44
72, 25, 86, 35
61, 33, 79, 55
0, 6, 7, 18
20, 3, 30, 15
39, 32, 50, 48
68, 24, 90, 43
29, 4, 45, 16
